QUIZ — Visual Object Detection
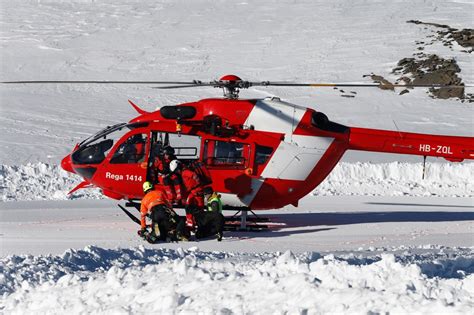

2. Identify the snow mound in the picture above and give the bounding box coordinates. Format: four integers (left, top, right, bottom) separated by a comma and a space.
0, 163, 103, 202
1, 246, 473, 313
1, 162, 472, 202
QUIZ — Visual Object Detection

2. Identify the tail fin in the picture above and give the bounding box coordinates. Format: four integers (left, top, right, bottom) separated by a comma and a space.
348, 127, 474, 162
128, 100, 150, 115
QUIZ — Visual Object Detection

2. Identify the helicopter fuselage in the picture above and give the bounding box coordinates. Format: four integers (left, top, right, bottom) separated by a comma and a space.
61, 97, 473, 210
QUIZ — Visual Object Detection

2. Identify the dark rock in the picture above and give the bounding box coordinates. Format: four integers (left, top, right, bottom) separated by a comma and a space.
408, 20, 473, 49
390, 54, 466, 100
370, 74, 395, 90
398, 58, 414, 66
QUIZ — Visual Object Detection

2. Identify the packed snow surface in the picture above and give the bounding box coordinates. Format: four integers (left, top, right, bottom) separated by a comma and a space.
1, 0, 473, 313
1, 196, 473, 312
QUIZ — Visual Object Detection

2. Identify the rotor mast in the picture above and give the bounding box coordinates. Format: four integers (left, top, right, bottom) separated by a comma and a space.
215, 74, 247, 99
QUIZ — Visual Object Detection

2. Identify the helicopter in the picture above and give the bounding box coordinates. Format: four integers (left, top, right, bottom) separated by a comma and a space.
3, 75, 473, 228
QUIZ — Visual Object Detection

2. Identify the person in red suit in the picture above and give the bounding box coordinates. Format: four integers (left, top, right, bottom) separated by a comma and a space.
154, 146, 183, 203
170, 160, 205, 231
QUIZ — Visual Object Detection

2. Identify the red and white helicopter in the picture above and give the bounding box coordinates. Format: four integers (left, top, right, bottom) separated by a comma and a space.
4, 75, 473, 227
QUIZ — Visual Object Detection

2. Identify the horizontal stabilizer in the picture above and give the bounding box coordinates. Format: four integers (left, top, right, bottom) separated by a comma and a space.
68, 181, 93, 195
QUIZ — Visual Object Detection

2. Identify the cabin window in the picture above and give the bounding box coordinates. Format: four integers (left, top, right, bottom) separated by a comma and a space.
204, 140, 249, 168
147, 132, 201, 183
110, 133, 148, 164
255, 145, 273, 165
150, 132, 201, 161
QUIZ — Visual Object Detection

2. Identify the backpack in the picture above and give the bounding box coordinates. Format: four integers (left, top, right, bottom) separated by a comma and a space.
187, 161, 212, 186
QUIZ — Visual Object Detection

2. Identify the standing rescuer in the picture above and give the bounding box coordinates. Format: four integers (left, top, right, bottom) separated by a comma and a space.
139, 181, 186, 242
171, 160, 205, 232
154, 146, 183, 203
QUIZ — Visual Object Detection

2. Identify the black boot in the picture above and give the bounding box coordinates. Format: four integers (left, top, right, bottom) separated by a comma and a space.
167, 229, 179, 242
146, 233, 158, 244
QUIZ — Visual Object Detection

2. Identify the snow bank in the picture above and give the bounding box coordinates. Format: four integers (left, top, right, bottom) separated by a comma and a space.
313, 161, 473, 197
1, 162, 472, 202
0, 163, 103, 202
1, 246, 473, 313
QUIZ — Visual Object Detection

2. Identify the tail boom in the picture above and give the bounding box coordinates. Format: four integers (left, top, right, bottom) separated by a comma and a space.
348, 127, 474, 161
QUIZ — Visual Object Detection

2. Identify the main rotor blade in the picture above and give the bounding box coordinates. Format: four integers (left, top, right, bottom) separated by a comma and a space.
2, 80, 469, 89
0, 80, 200, 84
258, 82, 468, 88
152, 84, 211, 89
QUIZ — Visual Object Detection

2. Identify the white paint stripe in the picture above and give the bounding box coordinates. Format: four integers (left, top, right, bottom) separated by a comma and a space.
220, 178, 264, 207
261, 136, 334, 181
291, 135, 334, 150
244, 98, 306, 140
241, 178, 264, 205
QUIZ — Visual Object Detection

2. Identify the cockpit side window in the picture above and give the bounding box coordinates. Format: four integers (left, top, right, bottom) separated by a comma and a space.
72, 127, 129, 165
71, 123, 149, 165
73, 139, 113, 164
110, 133, 148, 164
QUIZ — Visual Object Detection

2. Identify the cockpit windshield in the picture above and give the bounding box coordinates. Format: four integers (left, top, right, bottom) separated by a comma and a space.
79, 123, 127, 147
72, 122, 147, 165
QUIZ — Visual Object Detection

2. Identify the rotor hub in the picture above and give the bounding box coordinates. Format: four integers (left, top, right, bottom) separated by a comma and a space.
218, 74, 245, 99
219, 74, 242, 81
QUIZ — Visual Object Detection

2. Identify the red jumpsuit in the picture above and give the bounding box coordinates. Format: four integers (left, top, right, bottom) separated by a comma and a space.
154, 157, 183, 203
135, 142, 144, 156
181, 167, 204, 228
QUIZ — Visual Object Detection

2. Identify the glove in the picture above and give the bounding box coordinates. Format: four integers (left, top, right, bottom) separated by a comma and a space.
138, 228, 148, 239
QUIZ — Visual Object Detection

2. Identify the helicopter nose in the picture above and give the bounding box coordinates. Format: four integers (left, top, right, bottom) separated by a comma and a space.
61, 154, 75, 173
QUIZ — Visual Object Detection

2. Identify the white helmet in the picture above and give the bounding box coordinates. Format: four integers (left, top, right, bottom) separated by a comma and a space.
169, 159, 180, 172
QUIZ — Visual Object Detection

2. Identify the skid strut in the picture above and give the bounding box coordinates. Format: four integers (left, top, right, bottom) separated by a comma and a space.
224, 208, 270, 231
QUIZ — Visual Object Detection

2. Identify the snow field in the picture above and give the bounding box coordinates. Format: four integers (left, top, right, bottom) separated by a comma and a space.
1, 0, 473, 312
1, 246, 473, 313
1, 161, 472, 202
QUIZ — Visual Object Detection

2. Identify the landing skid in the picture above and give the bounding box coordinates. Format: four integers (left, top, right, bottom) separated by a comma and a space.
224, 209, 271, 231
124, 200, 274, 232
118, 204, 140, 225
